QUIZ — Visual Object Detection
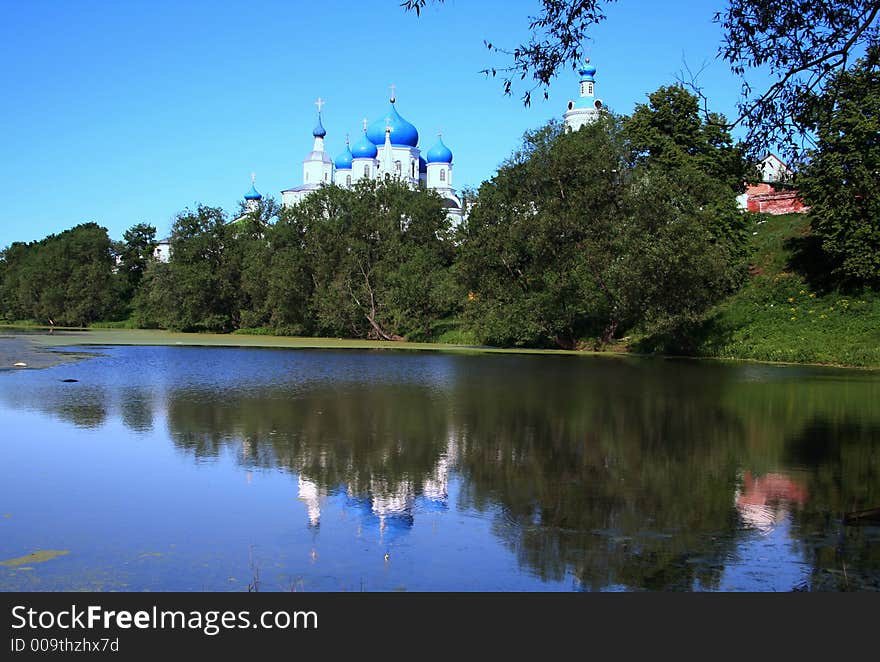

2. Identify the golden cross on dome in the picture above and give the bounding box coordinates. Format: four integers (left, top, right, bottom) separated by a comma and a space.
389, 84, 396, 102
251, 172, 256, 185
362, 117, 368, 132
315, 97, 325, 113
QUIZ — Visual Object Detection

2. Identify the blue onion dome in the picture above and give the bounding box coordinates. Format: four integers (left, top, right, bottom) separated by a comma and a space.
418, 156, 427, 174
426, 135, 453, 164
351, 130, 378, 159
367, 100, 419, 147
335, 140, 353, 170
579, 58, 597, 81
244, 184, 262, 201
313, 114, 327, 138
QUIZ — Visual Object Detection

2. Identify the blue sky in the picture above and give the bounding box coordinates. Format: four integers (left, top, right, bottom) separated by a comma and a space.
0, 0, 760, 247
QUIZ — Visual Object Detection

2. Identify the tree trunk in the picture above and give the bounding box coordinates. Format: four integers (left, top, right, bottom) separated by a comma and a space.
554, 334, 577, 350
601, 318, 619, 346
365, 314, 404, 342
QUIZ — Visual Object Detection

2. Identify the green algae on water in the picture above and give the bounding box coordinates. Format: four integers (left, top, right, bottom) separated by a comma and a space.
0, 550, 70, 566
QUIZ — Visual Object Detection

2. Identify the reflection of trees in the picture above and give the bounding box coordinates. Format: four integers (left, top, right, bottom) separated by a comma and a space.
450, 356, 747, 590
119, 387, 154, 432
165, 383, 452, 498
44, 386, 109, 429
157, 354, 880, 590
783, 417, 880, 590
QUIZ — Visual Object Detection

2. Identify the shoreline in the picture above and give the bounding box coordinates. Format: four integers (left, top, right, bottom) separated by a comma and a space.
1, 325, 877, 372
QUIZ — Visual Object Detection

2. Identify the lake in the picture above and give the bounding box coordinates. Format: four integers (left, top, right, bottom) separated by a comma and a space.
1, 343, 879, 591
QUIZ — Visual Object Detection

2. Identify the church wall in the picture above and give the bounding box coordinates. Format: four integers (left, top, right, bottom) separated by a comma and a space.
351, 158, 376, 183
426, 163, 451, 189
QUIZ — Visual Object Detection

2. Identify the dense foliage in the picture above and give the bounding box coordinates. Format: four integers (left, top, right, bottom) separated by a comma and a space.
0, 223, 117, 326
458, 92, 749, 349
132, 180, 456, 338
797, 53, 880, 285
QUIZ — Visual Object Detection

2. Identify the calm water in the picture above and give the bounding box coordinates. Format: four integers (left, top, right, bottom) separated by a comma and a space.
1, 345, 879, 591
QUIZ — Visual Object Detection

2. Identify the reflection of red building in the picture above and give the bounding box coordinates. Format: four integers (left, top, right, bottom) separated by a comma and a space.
735, 471, 808, 533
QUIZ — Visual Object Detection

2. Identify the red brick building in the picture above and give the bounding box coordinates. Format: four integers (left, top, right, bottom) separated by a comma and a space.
736, 154, 809, 215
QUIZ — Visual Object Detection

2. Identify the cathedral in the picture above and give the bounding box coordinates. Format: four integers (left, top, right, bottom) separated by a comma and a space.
156, 64, 604, 263
260, 88, 464, 224
240, 63, 604, 225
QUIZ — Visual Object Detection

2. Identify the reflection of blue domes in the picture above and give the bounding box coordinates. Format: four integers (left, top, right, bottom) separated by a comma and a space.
367, 101, 419, 147
244, 185, 262, 201
344, 493, 414, 544
418, 156, 427, 174
417, 496, 448, 514
426, 136, 453, 164
313, 114, 327, 138
579, 59, 597, 82
351, 131, 378, 159
335, 142, 353, 170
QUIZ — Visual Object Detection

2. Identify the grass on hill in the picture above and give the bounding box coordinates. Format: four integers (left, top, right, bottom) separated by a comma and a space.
692, 213, 880, 368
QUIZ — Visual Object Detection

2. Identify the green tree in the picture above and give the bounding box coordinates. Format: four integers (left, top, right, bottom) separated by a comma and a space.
457, 118, 629, 347
459, 100, 748, 349
263, 205, 314, 335
132, 259, 175, 329
623, 85, 751, 271
624, 85, 748, 194
159, 205, 235, 332
303, 179, 455, 340
0, 223, 116, 326
797, 53, 880, 285
225, 198, 279, 330
115, 222, 157, 311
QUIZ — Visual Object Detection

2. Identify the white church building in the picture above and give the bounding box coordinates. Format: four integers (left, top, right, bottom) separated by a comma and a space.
156, 67, 606, 262
276, 91, 463, 224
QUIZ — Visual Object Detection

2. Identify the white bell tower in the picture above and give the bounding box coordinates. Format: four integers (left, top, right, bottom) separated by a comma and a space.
564, 58, 604, 132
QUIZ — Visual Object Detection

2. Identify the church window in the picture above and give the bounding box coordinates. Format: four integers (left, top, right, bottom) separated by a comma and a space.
305, 172, 309, 182
440, 169, 446, 182
364, 165, 370, 178
395, 161, 401, 176
324, 173, 328, 182
411, 161, 416, 178
346, 175, 351, 187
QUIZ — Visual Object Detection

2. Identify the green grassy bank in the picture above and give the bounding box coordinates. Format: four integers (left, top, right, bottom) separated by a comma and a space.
0, 327, 610, 359
691, 213, 880, 368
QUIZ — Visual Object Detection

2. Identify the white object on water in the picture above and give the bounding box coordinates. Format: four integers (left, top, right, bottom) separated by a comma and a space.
13, 362, 27, 367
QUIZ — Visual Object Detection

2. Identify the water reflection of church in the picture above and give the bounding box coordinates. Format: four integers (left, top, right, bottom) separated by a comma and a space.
297, 433, 455, 540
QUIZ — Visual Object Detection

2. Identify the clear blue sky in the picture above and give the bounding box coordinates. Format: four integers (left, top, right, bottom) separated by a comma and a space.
0, 0, 759, 247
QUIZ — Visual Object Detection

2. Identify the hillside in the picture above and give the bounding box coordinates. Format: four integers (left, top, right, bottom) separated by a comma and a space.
693, 213, 880, 368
